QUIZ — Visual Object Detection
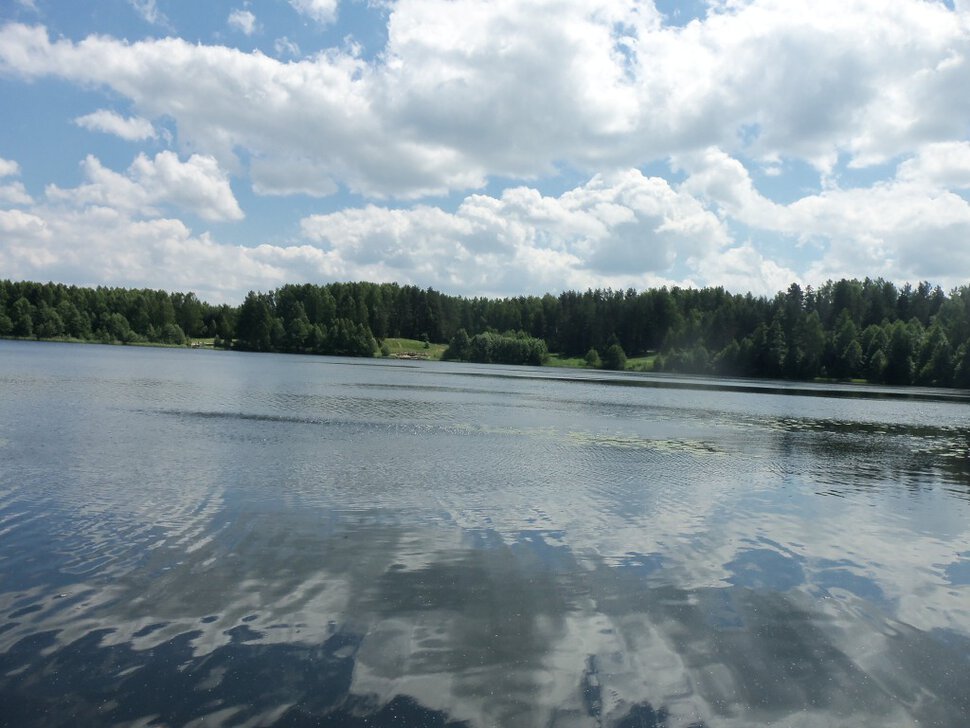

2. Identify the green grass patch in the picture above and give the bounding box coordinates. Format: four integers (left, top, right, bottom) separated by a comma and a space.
545, 352, 657, 372
625, 354, 657, 372
2, 335, 207, 349
187, 338, 217, 348
381, 337, 447, 360
544, 354, 588, 368
812, 376, 871, 385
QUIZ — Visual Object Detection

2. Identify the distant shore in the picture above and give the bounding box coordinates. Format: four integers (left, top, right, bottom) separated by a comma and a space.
0, 334, 877, 386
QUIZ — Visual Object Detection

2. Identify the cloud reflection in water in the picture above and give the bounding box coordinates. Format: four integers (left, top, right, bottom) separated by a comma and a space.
1, 343, 969, 726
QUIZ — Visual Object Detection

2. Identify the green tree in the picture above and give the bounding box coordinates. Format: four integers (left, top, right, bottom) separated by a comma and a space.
713, 339, 741, 375
444, 328, 471, 360
284, 302, 312, 351
831, 311, 861, 378
584, 348, 602, 368
57, 300, 90, 339
862, 324, 889, 374
328, 318, 377, 357
884, 320, 918, 385
794, 311, 825, 378
953, 343, 970, 388
35, 303, 65, 339
307, 324, 328, 354
602, 343, 627, 371
103, 312, 134, 343
916, 325, 953, 386
11, 297, 33, 337
160, 323, 186, 345
235, 292, 277, 352
173, 292, 205, 337
868, 349, 888, 382
840, 340, 863, 379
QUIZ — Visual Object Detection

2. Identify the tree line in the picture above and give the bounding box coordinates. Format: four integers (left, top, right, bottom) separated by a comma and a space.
2, 277, 970, 386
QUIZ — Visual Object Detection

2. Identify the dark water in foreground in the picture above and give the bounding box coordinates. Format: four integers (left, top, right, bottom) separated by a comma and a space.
1, 340, 969, 727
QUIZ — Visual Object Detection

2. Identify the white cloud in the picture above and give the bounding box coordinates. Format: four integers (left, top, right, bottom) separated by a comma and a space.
0, 158, 21, 178
1, 1, 966, 200
289, 0, 339, 26
128, 0, 167, 26
250, 156, 337, 197
0, 208, 47, 238
3, 148, 961, 306
0, 187, 310, 304
0, 158, 338, 304
129, 152, 244, 222
227, 9, 257, 36
299, 169, 729, 295
695, 243, 799, 297
0, 204, 282, 304
0, 182, 32, 206
1, 2, 969, 298
896, 141, 970, 189
274, 36, 301, 58
46, 152, 243, 223
676, 147, 780, 224
793, 184, 970, 284
0, 161, 728, 305
74, 109, 157, 141
679, 147, 970, 289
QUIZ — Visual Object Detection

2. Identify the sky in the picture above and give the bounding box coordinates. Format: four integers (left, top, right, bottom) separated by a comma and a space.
0, 0, 969, 304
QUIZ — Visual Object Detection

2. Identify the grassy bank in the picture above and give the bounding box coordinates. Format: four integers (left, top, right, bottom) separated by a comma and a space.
545, 352, 658, 372
0, 334, 220, 350
381, 337, 448, 360
625, 354, 658, 372
6, 332, 656, 372
545, 354, 586, 368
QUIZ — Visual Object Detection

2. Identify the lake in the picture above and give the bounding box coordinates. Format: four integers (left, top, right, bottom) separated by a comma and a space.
1, 339, 969, 727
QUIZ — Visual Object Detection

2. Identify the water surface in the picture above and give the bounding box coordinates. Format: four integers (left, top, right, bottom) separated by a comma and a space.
1, 340, 969, 727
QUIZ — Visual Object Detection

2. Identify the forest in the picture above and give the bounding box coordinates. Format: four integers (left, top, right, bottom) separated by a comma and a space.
2, 277, 970, 387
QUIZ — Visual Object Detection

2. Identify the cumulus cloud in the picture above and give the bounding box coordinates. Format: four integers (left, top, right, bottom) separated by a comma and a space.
0, 182, 32, 206
227, 9, 257, 36
0, 158, 21, 178
0, 2, 969, 298
273, 36, 301, 58
0, 158, 30, 206
695, 243, 799, 298
0, 208, 47, 238
0, 0, 966, 198
250, 156, 337, 197
896, 142, 970, 189
289, 0, 339, 26
299, 169, 729, 295
128, 152, 244, 222
0, 204, 287, 304
0, 179, 316, 303
0, 160, 720, 305
679, 147, 970, 288
46, 152, 243, 223
3, 150, 963, 306
74, 109, 157, 141
128, 0, 167, 26
793, 184, 970, 284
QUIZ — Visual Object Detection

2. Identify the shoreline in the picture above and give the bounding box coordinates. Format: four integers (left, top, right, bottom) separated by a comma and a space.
0, 334, 940, 392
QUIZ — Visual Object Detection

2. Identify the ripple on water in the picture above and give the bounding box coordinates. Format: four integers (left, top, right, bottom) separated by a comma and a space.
2, 344, 970, 727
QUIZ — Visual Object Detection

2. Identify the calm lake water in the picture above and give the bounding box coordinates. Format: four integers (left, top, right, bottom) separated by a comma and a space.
1, 340, 969, 727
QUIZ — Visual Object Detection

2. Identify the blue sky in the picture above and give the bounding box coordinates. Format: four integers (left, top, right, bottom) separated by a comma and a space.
1, 0, 969, 303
